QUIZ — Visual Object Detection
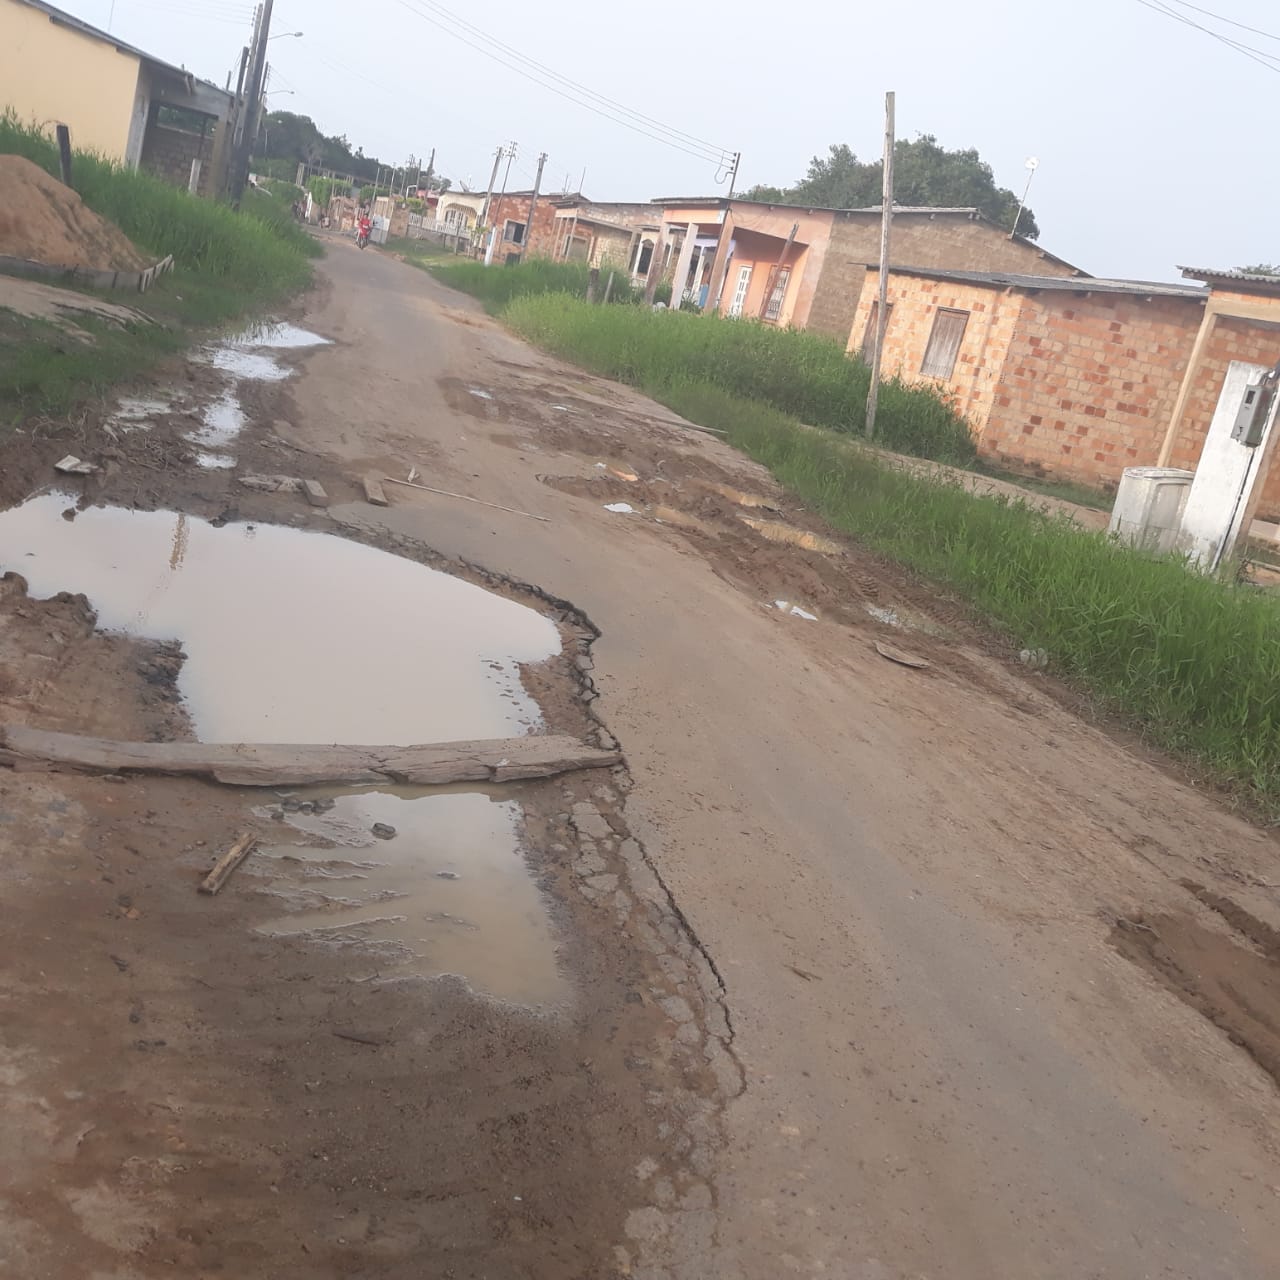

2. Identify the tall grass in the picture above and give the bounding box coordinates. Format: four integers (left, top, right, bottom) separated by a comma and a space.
666, 381, 1280, 808
0, 115, 317, 297
502, 292, 976, 464
430, 258, 612, 311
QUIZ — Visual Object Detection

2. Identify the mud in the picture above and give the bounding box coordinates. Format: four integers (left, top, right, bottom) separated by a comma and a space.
1112, 886, 1280, 1087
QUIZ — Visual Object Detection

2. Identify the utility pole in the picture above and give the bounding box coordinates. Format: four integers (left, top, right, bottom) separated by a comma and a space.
230, 0, 273, 204
480, 144, 502, 230
421, 147, 435, 199
522, 151, 546, 256
864, 91, 895, 442
726, 151, 741, 197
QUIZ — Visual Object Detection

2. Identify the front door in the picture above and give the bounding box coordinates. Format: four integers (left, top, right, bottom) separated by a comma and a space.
728, 265, 752, 317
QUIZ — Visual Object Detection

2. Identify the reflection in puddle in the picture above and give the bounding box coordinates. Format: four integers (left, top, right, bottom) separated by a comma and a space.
258, 788, 567, 1005
0, 495, 559, 744
187, 390, 246, 450
195, 452, 236, 470
740, 517, 842, 556
207, 348, 291, 382
108, 395, 178, 431
228, 321, 331, 350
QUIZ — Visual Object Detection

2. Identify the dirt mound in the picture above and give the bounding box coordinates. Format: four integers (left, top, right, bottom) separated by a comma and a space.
0, 154, 149, 272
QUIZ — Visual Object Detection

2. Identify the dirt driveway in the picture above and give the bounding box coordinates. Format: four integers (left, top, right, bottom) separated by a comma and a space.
2, 237, 1279, 1279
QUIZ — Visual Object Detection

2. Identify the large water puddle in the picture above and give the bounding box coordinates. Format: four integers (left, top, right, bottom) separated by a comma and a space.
0, 496, 556, 743
0, 496, 570, 1004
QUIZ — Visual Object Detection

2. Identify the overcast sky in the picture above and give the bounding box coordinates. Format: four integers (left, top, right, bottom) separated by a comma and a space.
65, 0, 1278, 280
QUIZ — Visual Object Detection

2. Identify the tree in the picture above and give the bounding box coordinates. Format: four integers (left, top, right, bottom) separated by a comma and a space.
1241, 263, 1280, 275
746, 135, 1040, 239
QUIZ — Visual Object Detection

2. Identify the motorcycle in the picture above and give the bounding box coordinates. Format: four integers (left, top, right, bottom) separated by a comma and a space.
356, 224, 371, 250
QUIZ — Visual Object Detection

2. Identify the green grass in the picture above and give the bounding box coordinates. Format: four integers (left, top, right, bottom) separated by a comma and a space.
653, 380, 1280, 811
501, 291, 976, 465
429, 258, 602, 311
976, 462, 1114, 512
383, 235, 453, 267
0, 115, 319, 423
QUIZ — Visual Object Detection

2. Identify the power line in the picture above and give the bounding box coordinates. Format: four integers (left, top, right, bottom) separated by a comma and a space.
1161, 0, 1280, 42
388, 0, 731, 164
1133, 0, 1280, 71
398, 0, 727, 157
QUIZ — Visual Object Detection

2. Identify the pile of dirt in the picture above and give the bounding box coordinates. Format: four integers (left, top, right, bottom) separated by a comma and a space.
0, 154, 149, 272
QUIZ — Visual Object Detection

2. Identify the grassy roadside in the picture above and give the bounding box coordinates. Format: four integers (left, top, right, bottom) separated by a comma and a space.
0, 116, 320, 425
427, 273, 1280, 812
501, 291, 975, 465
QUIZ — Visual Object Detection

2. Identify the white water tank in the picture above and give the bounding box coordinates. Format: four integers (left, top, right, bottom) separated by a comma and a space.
1107, 466, 1195, 553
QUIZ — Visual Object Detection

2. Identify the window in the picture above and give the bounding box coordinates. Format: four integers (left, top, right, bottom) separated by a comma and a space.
920, 308, 969, 379
859, 301, 894, 362
761, 265, 791, 323
503, 219, 525, 245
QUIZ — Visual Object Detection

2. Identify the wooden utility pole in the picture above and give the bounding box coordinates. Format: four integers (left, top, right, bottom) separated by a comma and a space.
759, 222, 798, 319
230, 0, 273, 204
865, 91, 895, 441
522, 151, 546, 256
55, 125, 73, 186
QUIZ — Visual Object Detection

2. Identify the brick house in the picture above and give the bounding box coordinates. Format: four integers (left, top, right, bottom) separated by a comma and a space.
852, 265, 1280, 517
650, 196, 1083, 329
550, 199, 661, 278
481, 189, 583, 261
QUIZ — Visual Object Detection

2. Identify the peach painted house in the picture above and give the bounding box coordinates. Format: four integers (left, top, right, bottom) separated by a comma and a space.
650, 196, 1083, 334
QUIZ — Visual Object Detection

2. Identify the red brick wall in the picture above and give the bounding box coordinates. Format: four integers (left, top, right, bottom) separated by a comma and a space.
982, 293, 1202, 490
484, 194, 562, 260
1166, 314, 1280, 515
141, 122, 215, 196
807, 214, 1081, 340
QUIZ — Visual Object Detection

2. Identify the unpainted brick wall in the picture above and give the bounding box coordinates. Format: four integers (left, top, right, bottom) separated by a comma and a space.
982, 293, 1201, 491
140, 122, 214, 196
485, 194, 564, 260
1168, 312, 1280, 517
807, 214, 1080, 341
849, 273, 1024, 438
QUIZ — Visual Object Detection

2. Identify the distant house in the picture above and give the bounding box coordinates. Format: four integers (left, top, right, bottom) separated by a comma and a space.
481, 189, 585, 261
0, 0, 236, 197
649, 197, 1084, 330
853, 264, 1280, 518
549, 199, 661, 277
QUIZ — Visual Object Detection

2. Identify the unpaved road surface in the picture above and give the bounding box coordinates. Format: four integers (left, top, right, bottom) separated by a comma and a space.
2, 236, 1280, 1279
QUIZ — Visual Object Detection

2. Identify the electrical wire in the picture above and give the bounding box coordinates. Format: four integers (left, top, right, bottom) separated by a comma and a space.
388, 0, 732, 164
396, 0, 727, 157
1160, 0, 1280, 42
1133, 0, 1280, 71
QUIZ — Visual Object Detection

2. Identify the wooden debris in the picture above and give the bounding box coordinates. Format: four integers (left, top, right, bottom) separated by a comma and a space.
0, 724, 620, 787
332, 1029, 386, 1047
302, 479, 329, 507
54, 455, 98, 476
362, 474, 389, 506
384, 476, 550, 523
238, 474, 303, 494
198, 832, 258, 895
874, 641, 930, 670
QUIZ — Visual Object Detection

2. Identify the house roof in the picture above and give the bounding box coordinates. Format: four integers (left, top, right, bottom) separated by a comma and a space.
13, 0, 226, 94
882, 264, 1205, 300
651, 195, 1085, 276
1180, 266, 1280, 295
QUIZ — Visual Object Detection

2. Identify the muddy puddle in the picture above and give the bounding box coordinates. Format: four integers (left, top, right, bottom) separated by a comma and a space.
1, 496, 558, 743
256, 787, 568, 1004
0, 495, 570, 1002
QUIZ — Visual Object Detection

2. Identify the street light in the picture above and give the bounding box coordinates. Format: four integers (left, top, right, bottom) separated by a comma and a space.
269, 31, 304, 40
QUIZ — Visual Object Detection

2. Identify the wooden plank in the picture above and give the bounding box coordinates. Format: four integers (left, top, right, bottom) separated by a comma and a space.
198, 832, 258, 895
362, 475, 389, 506
384, 476, 549, 523
302, 480, 329, 507
0, 725, 621, 787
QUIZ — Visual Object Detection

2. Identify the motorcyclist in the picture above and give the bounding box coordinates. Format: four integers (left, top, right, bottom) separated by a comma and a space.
357, 211, 372, 246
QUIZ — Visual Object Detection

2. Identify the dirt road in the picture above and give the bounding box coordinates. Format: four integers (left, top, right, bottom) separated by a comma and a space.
3, 237, 1279, 1278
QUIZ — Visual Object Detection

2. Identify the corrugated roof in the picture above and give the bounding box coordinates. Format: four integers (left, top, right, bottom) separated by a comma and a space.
883, 265, 1205, 299
1180, 265, 1280, 289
